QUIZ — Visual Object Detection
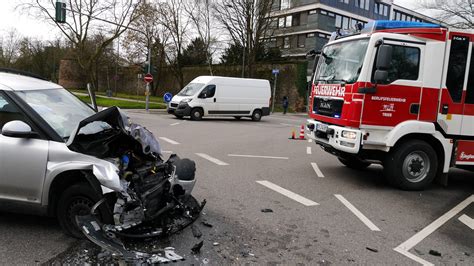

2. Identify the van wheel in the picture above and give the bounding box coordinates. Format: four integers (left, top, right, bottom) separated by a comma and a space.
338, 156, 371, 170
57, 183, 104, 238
383, 140, 438, 191
190, 108, 203, 121
251, 110, 262, 121
234, 116, 242, 120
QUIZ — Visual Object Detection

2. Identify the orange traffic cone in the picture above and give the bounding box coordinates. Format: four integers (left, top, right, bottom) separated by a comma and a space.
299, 124, 305, 140
290, 129, 296, 139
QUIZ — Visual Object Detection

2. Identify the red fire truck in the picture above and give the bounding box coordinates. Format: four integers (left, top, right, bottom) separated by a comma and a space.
307, 21, 474, 190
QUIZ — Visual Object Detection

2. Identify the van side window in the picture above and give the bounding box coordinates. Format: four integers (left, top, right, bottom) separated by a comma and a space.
446, 35, 469, 103
372, 45, 420, 83
465, 44, 474, 104
200, 85, 216, 98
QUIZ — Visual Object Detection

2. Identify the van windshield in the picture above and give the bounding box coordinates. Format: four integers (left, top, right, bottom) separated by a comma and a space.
177, 83, 204, 96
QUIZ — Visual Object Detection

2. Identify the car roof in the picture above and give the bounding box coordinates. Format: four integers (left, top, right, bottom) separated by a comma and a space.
0, 72, 62, 91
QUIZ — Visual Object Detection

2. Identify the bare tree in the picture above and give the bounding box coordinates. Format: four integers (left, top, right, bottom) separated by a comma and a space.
23, 0, 141, 89
419, 0, 474, 28
122, 1, 169, 95
156, 0, 190, 89
0, 29, 22, 67
213, 0, 275, 77
184, 0, 217, 75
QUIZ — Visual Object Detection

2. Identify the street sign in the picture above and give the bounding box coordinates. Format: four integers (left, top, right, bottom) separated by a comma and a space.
144, 73, 153, 83
163, 92, 173, 103
272, 69, 280, 75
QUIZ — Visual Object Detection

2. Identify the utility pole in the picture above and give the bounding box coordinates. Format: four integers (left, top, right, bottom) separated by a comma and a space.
271, 69, 279, 113
145, 38, 152, 112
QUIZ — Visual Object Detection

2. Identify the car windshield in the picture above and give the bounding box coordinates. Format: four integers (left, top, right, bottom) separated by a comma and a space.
315, 38, 369, 84
15, 88, 96, 139
177, 83, 204, 96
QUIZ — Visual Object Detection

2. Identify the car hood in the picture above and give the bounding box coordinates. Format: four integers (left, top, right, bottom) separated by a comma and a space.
66, 106, 162, 159
171, 95, 192, 103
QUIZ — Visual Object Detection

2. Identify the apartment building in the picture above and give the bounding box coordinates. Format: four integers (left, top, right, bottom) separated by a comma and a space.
267, 0, 440, 57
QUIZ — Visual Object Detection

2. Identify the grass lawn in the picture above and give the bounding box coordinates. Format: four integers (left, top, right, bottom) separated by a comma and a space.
70, 89, 165, 103
76, 95, 166, 109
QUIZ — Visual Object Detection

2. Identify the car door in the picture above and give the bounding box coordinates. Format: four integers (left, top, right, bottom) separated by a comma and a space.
198, 85, 217, 115
0, 91, 48, 204
362, 39, 425, 127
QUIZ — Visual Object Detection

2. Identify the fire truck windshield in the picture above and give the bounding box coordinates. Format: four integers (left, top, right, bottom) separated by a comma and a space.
315, 38, 369, 84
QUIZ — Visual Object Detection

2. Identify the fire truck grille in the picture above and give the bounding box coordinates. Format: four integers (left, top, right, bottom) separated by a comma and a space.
313, 98, 344, 118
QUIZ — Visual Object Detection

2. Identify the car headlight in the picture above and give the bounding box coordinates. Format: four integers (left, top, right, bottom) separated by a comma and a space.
342, 130, 357, 139
181, 98, 192, 103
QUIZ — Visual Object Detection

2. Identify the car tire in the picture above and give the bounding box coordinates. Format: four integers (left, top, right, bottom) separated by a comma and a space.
383, 140, 438, 191
234, 116, 242, 120
190, 108, 203, 121
338, 156, 371, 170
251, 110, 262, 122
57, 183, 103, 238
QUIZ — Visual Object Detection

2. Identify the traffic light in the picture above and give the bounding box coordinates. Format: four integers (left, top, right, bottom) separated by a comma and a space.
55, 0, 66, 23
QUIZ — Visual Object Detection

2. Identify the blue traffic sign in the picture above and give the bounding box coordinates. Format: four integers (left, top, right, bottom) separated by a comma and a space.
163, 92, 173, 103
272, 69, 280, 75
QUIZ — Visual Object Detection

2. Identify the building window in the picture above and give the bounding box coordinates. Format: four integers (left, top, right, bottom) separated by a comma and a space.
283, 37, 290, 49
307, 33, 315, 38
335, 15, 342, 28
342, 16, 349, 29
278, 17, 285, 28
374, 3, 388, 16
355, 0, 369, 10
321, 10, 327, 15
297, 35, 305, 48
292, 13, 300, 26
286, 15, 292, 27
280, 0, 289, 10
339, 0, 349, 3
309, 9, 317, 15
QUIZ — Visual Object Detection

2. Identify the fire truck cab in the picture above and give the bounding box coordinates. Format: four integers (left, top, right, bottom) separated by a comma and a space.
307, 21, 474, 190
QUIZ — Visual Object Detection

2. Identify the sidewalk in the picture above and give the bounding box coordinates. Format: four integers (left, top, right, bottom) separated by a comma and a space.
73, 92, 164, 105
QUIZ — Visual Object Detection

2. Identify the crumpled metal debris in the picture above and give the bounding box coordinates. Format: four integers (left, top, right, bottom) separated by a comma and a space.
77, 215, 185, 264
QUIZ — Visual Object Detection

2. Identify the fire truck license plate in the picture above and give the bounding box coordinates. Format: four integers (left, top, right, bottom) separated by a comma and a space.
316, 123, 328, 133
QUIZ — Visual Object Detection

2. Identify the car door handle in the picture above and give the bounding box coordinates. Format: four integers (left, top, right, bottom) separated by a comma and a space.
214, 98, 216, 102
441, 104, 449, 114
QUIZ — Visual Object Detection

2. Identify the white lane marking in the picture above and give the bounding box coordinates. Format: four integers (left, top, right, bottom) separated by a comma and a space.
170, 122, 180, 126
162, 150, 173, 154
458, 214, 474, 230
228, 154, 289, 160
280, 123, 294, 127
335, 194, 381, 231
394, 195, 474, 266
159, 137, 180, 145
306, 146, 312, 155
195, 153, 229, 166
256, 180, 319, 206
311, 162, 324, 178
308, 139, 312, 143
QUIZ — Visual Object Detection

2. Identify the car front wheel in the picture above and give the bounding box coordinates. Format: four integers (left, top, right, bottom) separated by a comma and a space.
57, 183, 102, 238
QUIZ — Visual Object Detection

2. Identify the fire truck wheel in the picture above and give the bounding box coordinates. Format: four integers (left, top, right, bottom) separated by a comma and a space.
337, 156, 371, 170
384, 140, 438, 191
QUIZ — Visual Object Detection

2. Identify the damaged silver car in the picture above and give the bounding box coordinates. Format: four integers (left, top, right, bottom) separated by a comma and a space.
0, 70, 203, 254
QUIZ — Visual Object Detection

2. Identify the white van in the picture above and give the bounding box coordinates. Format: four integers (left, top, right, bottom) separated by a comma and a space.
167, 76, 271, 121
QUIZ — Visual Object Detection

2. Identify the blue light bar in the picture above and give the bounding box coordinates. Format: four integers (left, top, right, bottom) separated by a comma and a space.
362, 20, 442, 33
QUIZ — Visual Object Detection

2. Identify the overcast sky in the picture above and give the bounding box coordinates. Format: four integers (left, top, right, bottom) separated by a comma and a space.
0, 0, 425, 42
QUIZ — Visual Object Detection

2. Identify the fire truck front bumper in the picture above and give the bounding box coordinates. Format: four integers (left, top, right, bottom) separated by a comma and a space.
306, 120, 362, 154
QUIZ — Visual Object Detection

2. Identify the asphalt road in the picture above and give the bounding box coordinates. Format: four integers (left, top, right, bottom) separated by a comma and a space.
1, 110, 473, 265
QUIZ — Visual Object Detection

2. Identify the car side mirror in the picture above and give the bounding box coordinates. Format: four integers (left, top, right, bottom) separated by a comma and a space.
374, 70, 388, 83
376, 44, 392, 70
1, 120, 37, 138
